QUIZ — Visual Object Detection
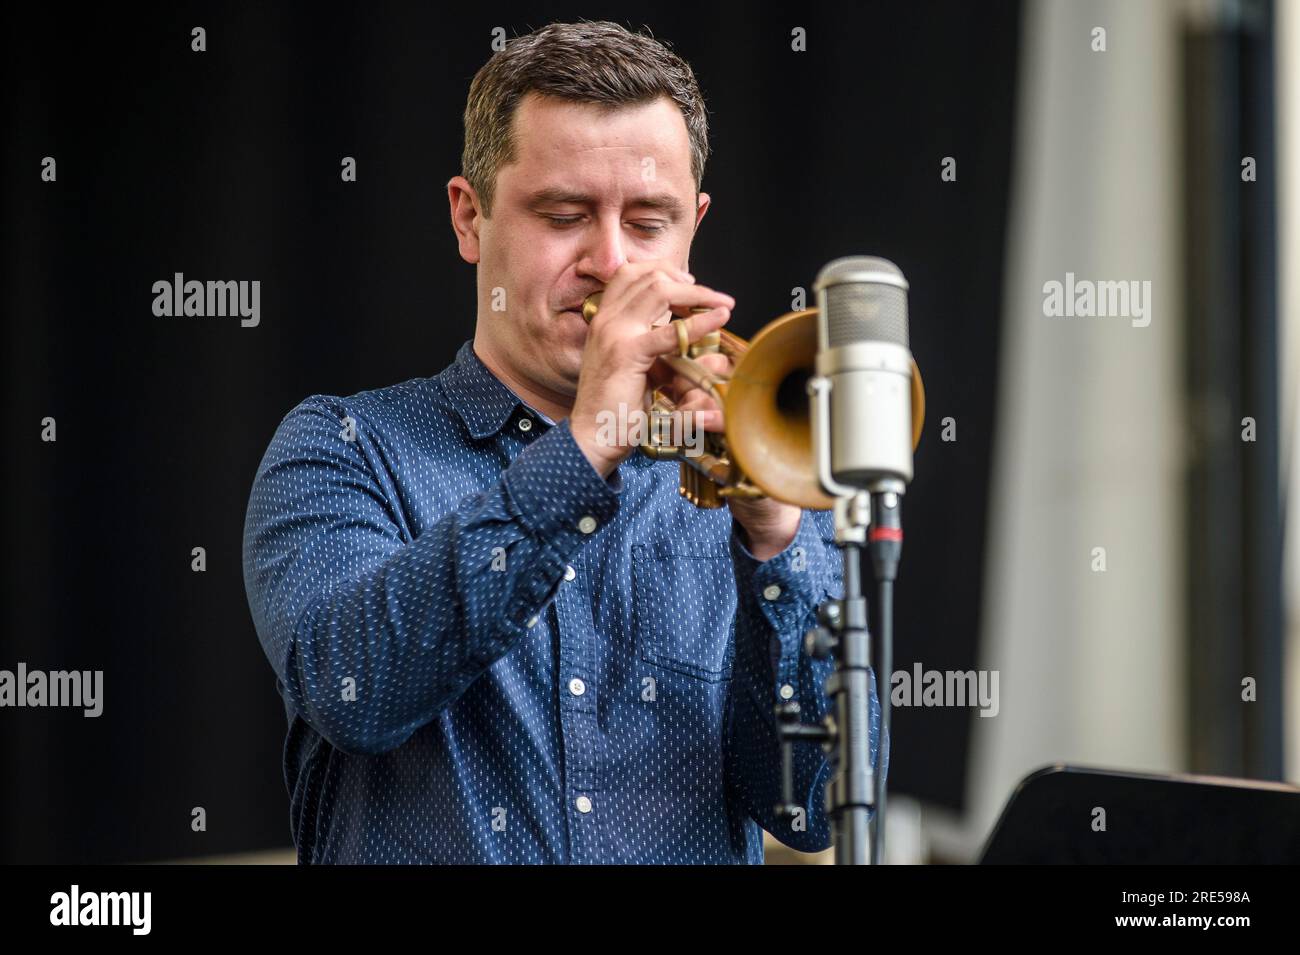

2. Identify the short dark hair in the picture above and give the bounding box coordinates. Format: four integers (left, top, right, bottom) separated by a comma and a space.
461, 20, 710, 218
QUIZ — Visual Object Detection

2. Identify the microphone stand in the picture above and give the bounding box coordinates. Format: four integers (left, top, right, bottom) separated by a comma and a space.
826, 491, 878, 865
775, 489, 900, 865
777, 255, 913, 863
866, 487, 902, 864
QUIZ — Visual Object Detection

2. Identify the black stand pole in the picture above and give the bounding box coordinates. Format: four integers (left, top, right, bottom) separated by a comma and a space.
827, 530, 875, 864
776, 491, 886, 864
867, 490, 902, 864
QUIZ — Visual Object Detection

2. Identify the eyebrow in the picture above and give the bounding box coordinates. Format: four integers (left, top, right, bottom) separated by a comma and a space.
525, 187, 686, 221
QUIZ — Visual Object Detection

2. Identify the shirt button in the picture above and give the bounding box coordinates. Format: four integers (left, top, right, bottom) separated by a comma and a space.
569, 678, 586, 696
780, 684, 795, 700
763, 584, 783, 601
526, 615, 539, 628
578, 515, 598, 534
564, 565, 576, 581
575, 796, 592, 813
517, 417, 533, 432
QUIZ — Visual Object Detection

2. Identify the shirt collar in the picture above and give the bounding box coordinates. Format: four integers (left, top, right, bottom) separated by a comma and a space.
437, 338, 653, 470
439, 340, 559, 439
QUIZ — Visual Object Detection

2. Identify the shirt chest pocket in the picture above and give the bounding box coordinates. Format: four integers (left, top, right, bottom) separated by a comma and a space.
630, 539, 738, 683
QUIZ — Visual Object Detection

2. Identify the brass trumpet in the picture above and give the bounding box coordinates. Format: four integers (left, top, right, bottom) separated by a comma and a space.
580, 290, 925, 510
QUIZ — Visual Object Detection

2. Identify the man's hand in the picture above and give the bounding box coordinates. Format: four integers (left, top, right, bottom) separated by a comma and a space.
569, 260, 734, 478
667, 350, 802, 562
727, 496, 802, 562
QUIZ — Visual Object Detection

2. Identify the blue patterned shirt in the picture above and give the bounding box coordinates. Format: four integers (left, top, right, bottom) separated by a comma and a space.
242, 339, 886, 863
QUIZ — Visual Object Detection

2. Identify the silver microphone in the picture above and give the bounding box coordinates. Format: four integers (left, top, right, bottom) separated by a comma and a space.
809, 255, 915, 497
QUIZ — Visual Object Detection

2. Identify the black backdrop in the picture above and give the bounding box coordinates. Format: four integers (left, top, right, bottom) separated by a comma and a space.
1, 1, 1020, 863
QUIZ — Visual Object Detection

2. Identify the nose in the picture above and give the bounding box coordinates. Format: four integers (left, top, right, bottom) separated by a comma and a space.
574, 215, 628, 286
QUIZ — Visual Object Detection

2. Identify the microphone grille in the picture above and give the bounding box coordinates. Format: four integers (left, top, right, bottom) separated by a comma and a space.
816, 256, 909, 348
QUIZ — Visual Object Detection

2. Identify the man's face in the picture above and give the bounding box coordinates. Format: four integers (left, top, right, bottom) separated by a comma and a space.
451, 92, 710, 396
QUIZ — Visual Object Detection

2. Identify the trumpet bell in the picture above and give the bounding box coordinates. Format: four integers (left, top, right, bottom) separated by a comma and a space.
727, 307, 926, 510
725, 310, 835, 510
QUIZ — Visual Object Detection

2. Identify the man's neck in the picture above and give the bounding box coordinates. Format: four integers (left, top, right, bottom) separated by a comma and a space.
471, 332, 575, 424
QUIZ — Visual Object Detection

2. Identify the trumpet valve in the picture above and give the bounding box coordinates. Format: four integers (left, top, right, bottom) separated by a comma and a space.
688, 330, 721, 358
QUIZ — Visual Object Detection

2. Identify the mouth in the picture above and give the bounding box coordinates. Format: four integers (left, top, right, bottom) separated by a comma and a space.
560, 294, 600, 319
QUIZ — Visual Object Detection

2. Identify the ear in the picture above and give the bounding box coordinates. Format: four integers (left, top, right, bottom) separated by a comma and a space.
693, 191, 711, 232
447, 176, 483, 264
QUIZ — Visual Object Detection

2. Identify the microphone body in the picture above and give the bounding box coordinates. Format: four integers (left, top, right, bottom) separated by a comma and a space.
813, 256, 915, 495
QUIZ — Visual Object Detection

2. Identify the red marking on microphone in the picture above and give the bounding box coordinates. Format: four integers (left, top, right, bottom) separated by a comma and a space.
869, 527, 903, 542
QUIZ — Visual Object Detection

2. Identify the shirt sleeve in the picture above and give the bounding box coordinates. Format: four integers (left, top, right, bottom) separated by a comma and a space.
241, 396, 621, 756
723, 506, 889, 854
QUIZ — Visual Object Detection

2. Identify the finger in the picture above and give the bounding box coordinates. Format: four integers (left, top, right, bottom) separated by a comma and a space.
674, 392, 725, 433
691, 352, 732, 374
663, 285, 734, 317
667, 384, 715, 410
668, 352, 730, 396
678, 404, 724, 434
620, 273, 732, 325
621, 259, 694, 284
667, 373, 697, 400
676, 400, 728, 433
641, 306, 731, 361
604, 261, 695, 305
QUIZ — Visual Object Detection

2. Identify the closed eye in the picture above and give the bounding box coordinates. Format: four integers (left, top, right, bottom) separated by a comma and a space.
543, 215, 664, 235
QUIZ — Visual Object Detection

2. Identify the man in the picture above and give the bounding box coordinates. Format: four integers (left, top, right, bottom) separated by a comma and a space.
242, 20, 886, 864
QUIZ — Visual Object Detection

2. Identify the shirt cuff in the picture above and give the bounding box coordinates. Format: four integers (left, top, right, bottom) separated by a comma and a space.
730, 509, 838, 676
502, 418, 623, 554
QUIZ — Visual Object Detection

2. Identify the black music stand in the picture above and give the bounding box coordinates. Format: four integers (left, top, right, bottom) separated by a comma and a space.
979, 764, 1300, 864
